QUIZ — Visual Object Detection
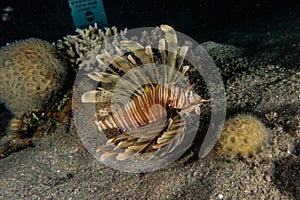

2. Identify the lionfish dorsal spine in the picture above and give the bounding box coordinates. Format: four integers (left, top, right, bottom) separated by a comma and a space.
158, 38, 166, 65
160, 24, 177, 68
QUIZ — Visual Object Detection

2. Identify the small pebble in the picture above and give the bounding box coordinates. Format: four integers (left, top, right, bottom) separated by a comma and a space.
218, 194, 224, 199
265, 175, 271, 182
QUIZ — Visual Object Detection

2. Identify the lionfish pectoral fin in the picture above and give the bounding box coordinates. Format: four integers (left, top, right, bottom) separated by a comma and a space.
108, 133, 134, 144
81, 89, 112, 103
127, 142, 150, 152
103, 116, 172, 160
128, 116, 167, 138
154, 113, 186, 153
117, 152, 134, 161
115, 140, 136, 150
152, 142, 169, 149
136, 135, 157, 143
99, 151, 118, 161
97, 141, 118, 161
98, 134, 136, 161
97, 107, 112, 117
156, 137, 171, 145
161, 126, 186, 155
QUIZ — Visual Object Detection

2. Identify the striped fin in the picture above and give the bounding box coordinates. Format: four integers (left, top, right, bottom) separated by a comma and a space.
87, 72, 141, 98
177, 46, 189, 72
161, 24, 177, 68
152, 112, 184, 150
127, 116, 166, 138
160, 129, 178, 139
97, 107, 111, 117
158, 39, 166, 64
114, 45, 124, 56
109, 55, 146, 92
96, 50, 121, 75
145, 45, 159, 82
121, 40, 152, 65
95, 54, 107, 67
97, 50, 144, 89
159, 40, 173, 85
116, 140, 135, 149
97, 111, 169, 160
110, 54, 133, 72
87, 70, 142, 100
116, 140, 154, 160
156, 137, 170, 145
95, 101, 112, 116
117, 152, 134, 161
127, 142, 150, 152
161, 24, 178, 83
87, 71, 120, 84
100, 151, 118, 161
125, 53, 154, 87
113, 76, 143, 97
120, 51, 154, 89
145, 45, 154, 63
109, 131, 158, 148
93, 50, 150, 98
162, 115, 186, 154
108, 133, 133, 144
127, 54, 139, 67
137, 135, 157, 143
181, 65, 190, 76
81, 90, 112, 103
170, 46, 189, 85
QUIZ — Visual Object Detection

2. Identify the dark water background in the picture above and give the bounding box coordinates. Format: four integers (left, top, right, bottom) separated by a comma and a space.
0, 0, 299, 46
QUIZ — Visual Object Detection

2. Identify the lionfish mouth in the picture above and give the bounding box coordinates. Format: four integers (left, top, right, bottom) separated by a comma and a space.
77, 24, 209, 162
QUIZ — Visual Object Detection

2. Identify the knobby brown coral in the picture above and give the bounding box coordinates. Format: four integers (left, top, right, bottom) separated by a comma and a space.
0, 38, 68, 133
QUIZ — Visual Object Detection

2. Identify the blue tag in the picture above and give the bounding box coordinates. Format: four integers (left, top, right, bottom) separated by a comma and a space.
68, 0, 108, 29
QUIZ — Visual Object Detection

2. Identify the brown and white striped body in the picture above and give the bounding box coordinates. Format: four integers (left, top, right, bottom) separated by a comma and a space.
95, 84, 201, 132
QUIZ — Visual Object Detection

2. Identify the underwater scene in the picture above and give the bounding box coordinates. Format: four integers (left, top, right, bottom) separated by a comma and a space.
0, 0, 299, 199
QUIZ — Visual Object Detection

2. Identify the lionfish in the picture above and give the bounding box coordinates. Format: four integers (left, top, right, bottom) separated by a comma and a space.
80, 25, 209, 161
